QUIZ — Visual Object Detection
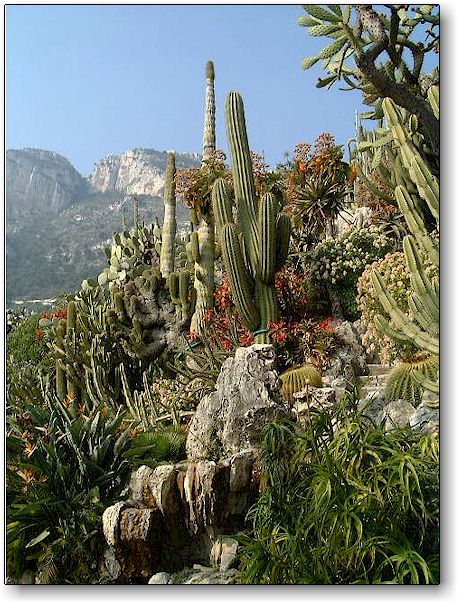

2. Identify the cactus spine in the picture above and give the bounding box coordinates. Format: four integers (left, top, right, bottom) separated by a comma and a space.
371, 95, 439, 397
190, 60, 217, 335
159, 151, 177, 278
213, 91, 291, 343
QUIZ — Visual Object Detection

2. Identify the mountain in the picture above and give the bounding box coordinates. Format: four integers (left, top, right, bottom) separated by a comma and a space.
6, 148, 88, 220
6, 147, 200, 309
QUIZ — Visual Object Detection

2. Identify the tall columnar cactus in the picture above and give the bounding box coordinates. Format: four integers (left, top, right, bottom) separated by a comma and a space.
160, 151, 177, 278
371, 95, 439, 398
212, 91, 291, 344
190, 60, 217, 335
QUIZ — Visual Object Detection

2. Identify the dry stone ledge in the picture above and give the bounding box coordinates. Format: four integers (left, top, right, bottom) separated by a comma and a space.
186, 344, 292, 460
383, 399, 416, 431
323, 320, 368, 385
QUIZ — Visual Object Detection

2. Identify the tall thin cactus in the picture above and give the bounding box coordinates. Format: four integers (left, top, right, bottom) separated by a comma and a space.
190, 60, 217, 335
371, 94, 439, 398
212, 91, 291, 344
159, 151, 177, 278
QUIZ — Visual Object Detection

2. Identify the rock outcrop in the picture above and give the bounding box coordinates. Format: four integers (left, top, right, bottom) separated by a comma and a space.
186, 344, 292, 460
89, 148, 200, 196
6, 148, 88, 218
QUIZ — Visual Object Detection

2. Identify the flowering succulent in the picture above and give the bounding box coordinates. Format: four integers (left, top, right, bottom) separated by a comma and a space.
309, 225, 392, 288
357, 248, 439, 364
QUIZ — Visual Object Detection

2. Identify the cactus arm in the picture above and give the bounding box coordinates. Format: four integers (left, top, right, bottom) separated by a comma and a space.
221, 224, 260, 331
212, 178, 233, 231
159, 151, 177, 278
257, 193, 277, 283
226, 91, 259, 273
275, 214, 291, 270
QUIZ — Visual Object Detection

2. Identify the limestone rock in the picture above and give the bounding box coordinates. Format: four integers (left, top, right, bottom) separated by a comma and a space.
383, 399, 416, 431
358, 391, 386, 427
324, 320, 368, 385
293, 386, 336, 428
148, 572, 172, 584
186, 344, 291, 460
89, 148, 200, 197
183, 568, 238, 585
102, 501, 130, 547
410, 404, 439, 434
210, 536, 239, 572
6, 148, 88, 218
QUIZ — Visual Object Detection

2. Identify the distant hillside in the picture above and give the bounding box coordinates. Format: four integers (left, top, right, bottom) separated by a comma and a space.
6, 147, 200, 309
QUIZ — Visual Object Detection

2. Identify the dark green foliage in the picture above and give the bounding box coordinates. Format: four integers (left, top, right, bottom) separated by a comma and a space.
6, 314, 48, 369
6, 381, 133, 583
238, 397, 439, 584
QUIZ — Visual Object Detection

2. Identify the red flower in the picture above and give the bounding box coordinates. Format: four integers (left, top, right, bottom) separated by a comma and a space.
274, 331, 287, 343
203, 308, 214, 323
220, 337, 232, 351
35, 329, 44, 340
239, 333, 254, 347
189, 330, 199, 342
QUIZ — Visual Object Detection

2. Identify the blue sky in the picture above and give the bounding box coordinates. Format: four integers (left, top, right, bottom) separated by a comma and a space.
6, 4, 369, 176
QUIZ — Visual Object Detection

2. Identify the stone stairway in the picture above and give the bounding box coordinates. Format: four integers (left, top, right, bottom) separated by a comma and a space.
358, 363, 391, 399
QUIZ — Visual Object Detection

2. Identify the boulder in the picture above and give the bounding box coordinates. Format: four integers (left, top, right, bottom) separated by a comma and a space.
210, 536, 239, 572
324, 320, 368, 385
293, 386, 336, 428
383, 399, 416, 431
186, 344, 291, 460
358, 391, 386, 427
410, 404, 439, 434
148, 572, 172, 584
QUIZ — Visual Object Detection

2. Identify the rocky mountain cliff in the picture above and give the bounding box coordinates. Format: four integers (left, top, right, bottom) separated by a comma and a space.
89, 148, 200, 197
6, 147, 200, 308
6, 148, 88, 219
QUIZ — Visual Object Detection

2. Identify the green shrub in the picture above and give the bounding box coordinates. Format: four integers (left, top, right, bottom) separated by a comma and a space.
238, 398, 439, 584
6, 314, 49, 368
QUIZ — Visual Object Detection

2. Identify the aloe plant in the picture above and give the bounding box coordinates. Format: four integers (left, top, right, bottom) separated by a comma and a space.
212, 91, 291, 343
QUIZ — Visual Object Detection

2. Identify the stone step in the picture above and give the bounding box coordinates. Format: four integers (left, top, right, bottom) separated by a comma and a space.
359, 374, 389, 387
367, 363, 392, 377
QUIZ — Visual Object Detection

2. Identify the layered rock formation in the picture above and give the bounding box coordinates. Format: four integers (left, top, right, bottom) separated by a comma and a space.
89, 148, 200, 196
6, 148, 88, 219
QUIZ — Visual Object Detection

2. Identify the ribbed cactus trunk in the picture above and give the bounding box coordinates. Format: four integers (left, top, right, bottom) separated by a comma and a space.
190, 60, 216, 335
213, 91, 291, 345
160, 151, 177, 278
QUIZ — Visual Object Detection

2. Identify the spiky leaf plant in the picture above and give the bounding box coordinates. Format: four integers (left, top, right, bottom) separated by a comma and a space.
237, 394, 439, 585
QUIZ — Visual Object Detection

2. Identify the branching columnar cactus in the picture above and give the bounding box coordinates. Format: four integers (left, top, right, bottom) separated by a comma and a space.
212, 91, 291, 344
371, 95, 439, 398
189, 61, 217, 335
159, 151, 177, 278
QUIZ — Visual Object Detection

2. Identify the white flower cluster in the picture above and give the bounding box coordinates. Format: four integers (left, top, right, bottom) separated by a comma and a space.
310, 226, 391, 286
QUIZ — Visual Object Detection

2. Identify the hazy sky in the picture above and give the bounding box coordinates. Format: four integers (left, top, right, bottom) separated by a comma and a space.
6, 4, 369, 176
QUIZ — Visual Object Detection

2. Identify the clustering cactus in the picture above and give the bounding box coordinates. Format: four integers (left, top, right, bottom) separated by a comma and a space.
212, 91, 291, 343
159, 151, 177, 278
371, 95, 439, 399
